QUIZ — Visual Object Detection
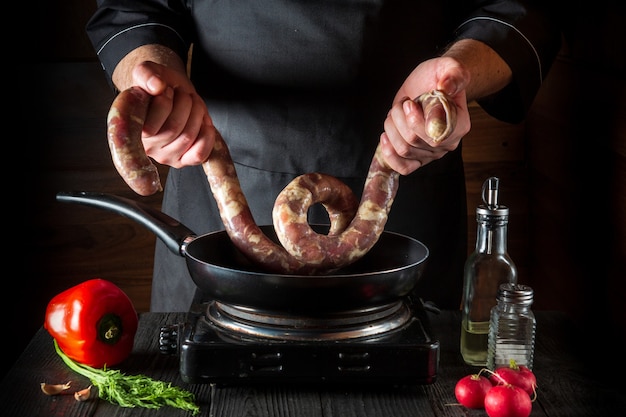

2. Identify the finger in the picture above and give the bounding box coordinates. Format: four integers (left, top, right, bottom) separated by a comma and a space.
379, 132, 422, 175
142, 87, 174, 136
387, 98, 436, 152
384, 98, 430, 153
383, 103, 412, 157
402, 99, 429, 143
156, 90, 194, 140
179, 115, 217, 166
159, 94, 207, 158
141, 90, 192, 162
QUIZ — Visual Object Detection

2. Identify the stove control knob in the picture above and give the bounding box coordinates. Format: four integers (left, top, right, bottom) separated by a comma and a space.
159, 324, 180, 355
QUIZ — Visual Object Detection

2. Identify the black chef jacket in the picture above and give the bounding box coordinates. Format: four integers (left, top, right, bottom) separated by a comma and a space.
87, 0, 561, 311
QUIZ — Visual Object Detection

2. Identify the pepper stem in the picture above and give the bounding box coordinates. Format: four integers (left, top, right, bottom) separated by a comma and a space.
97, 313, 123, 345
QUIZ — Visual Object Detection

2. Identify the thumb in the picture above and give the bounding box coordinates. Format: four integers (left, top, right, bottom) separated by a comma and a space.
131, 62, 168, 95
436, 65, 470, 97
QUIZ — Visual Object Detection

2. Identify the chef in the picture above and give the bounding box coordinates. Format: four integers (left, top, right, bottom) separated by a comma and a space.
86, 0, 561, 312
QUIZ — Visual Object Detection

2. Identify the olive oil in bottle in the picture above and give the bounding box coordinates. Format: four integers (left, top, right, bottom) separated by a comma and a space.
460, 177, 517, 366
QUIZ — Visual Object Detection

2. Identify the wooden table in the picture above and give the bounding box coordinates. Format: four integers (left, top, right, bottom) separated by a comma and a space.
2, 310, 624, 417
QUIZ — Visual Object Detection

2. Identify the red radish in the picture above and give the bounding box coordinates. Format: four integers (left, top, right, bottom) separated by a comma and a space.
454, 373, 492, 409
491, 360, 537, 397
484, 384, 532, 417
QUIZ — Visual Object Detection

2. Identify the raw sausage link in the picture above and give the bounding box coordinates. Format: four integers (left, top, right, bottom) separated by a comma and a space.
106, 87, 455, 273
107, 87, 162, 196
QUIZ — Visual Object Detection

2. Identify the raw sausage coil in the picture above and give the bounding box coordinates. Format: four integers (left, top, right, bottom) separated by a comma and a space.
107, 87, 455, 273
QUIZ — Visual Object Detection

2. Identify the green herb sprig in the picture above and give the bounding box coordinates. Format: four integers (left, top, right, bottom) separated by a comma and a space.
53, 339, 200, 415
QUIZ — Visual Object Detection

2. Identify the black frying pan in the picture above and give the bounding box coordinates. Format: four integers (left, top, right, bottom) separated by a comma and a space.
56, 191, 428, 313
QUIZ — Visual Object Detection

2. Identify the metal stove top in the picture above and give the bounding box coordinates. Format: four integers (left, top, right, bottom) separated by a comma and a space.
159, 297, 439, 385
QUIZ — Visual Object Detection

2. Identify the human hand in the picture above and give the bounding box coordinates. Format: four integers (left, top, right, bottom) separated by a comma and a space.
380, 56, 471, 175
126, 61, 216, 168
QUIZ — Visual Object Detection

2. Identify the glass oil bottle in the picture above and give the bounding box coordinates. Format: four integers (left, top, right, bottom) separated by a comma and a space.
460, 177, 517, 366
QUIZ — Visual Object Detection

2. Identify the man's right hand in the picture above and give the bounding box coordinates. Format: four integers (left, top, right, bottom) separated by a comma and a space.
112, 46, 217, 168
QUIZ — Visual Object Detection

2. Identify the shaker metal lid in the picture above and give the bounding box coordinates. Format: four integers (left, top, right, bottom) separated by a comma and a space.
498, 283, 534, 304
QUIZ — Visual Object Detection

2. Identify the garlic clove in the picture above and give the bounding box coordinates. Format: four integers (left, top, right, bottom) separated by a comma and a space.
40, 381, 72, 395
74, 385, 93, 401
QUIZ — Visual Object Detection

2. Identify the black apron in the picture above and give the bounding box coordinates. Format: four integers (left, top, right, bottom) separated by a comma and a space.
150, 0, 467, 312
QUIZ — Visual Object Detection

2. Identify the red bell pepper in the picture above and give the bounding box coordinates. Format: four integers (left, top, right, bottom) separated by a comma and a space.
44, 278, 138, 368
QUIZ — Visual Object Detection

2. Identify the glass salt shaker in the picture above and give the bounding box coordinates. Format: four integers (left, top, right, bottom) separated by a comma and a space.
487, 283, 536, 370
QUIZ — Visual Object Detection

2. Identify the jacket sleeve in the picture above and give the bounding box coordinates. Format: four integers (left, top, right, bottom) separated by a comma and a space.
453, 0, 562, 123
86, 0, 192, 86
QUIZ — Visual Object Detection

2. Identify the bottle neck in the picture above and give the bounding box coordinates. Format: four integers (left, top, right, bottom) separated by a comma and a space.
475, 216, 509, 255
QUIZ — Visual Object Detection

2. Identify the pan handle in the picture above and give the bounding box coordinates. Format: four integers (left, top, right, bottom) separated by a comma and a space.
55, 191, 195, 256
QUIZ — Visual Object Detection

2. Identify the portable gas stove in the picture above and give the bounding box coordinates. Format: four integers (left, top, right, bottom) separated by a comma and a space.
159, 295, 440, 385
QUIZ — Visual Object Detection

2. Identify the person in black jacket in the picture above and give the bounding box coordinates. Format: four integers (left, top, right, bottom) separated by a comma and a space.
86, 0, 561, 312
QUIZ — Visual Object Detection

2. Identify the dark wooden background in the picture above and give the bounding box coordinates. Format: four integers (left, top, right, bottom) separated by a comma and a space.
13, 0, 624, 380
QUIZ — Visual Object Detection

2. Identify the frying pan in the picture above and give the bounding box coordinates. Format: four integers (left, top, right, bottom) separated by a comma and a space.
56, 191, 429, 313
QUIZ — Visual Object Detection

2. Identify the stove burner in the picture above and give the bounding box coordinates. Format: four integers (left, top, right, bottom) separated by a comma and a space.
206, 301, 412, 341
159, 297, 440, 384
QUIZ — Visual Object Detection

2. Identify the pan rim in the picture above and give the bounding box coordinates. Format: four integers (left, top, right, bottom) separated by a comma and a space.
183, 226, 429, 279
